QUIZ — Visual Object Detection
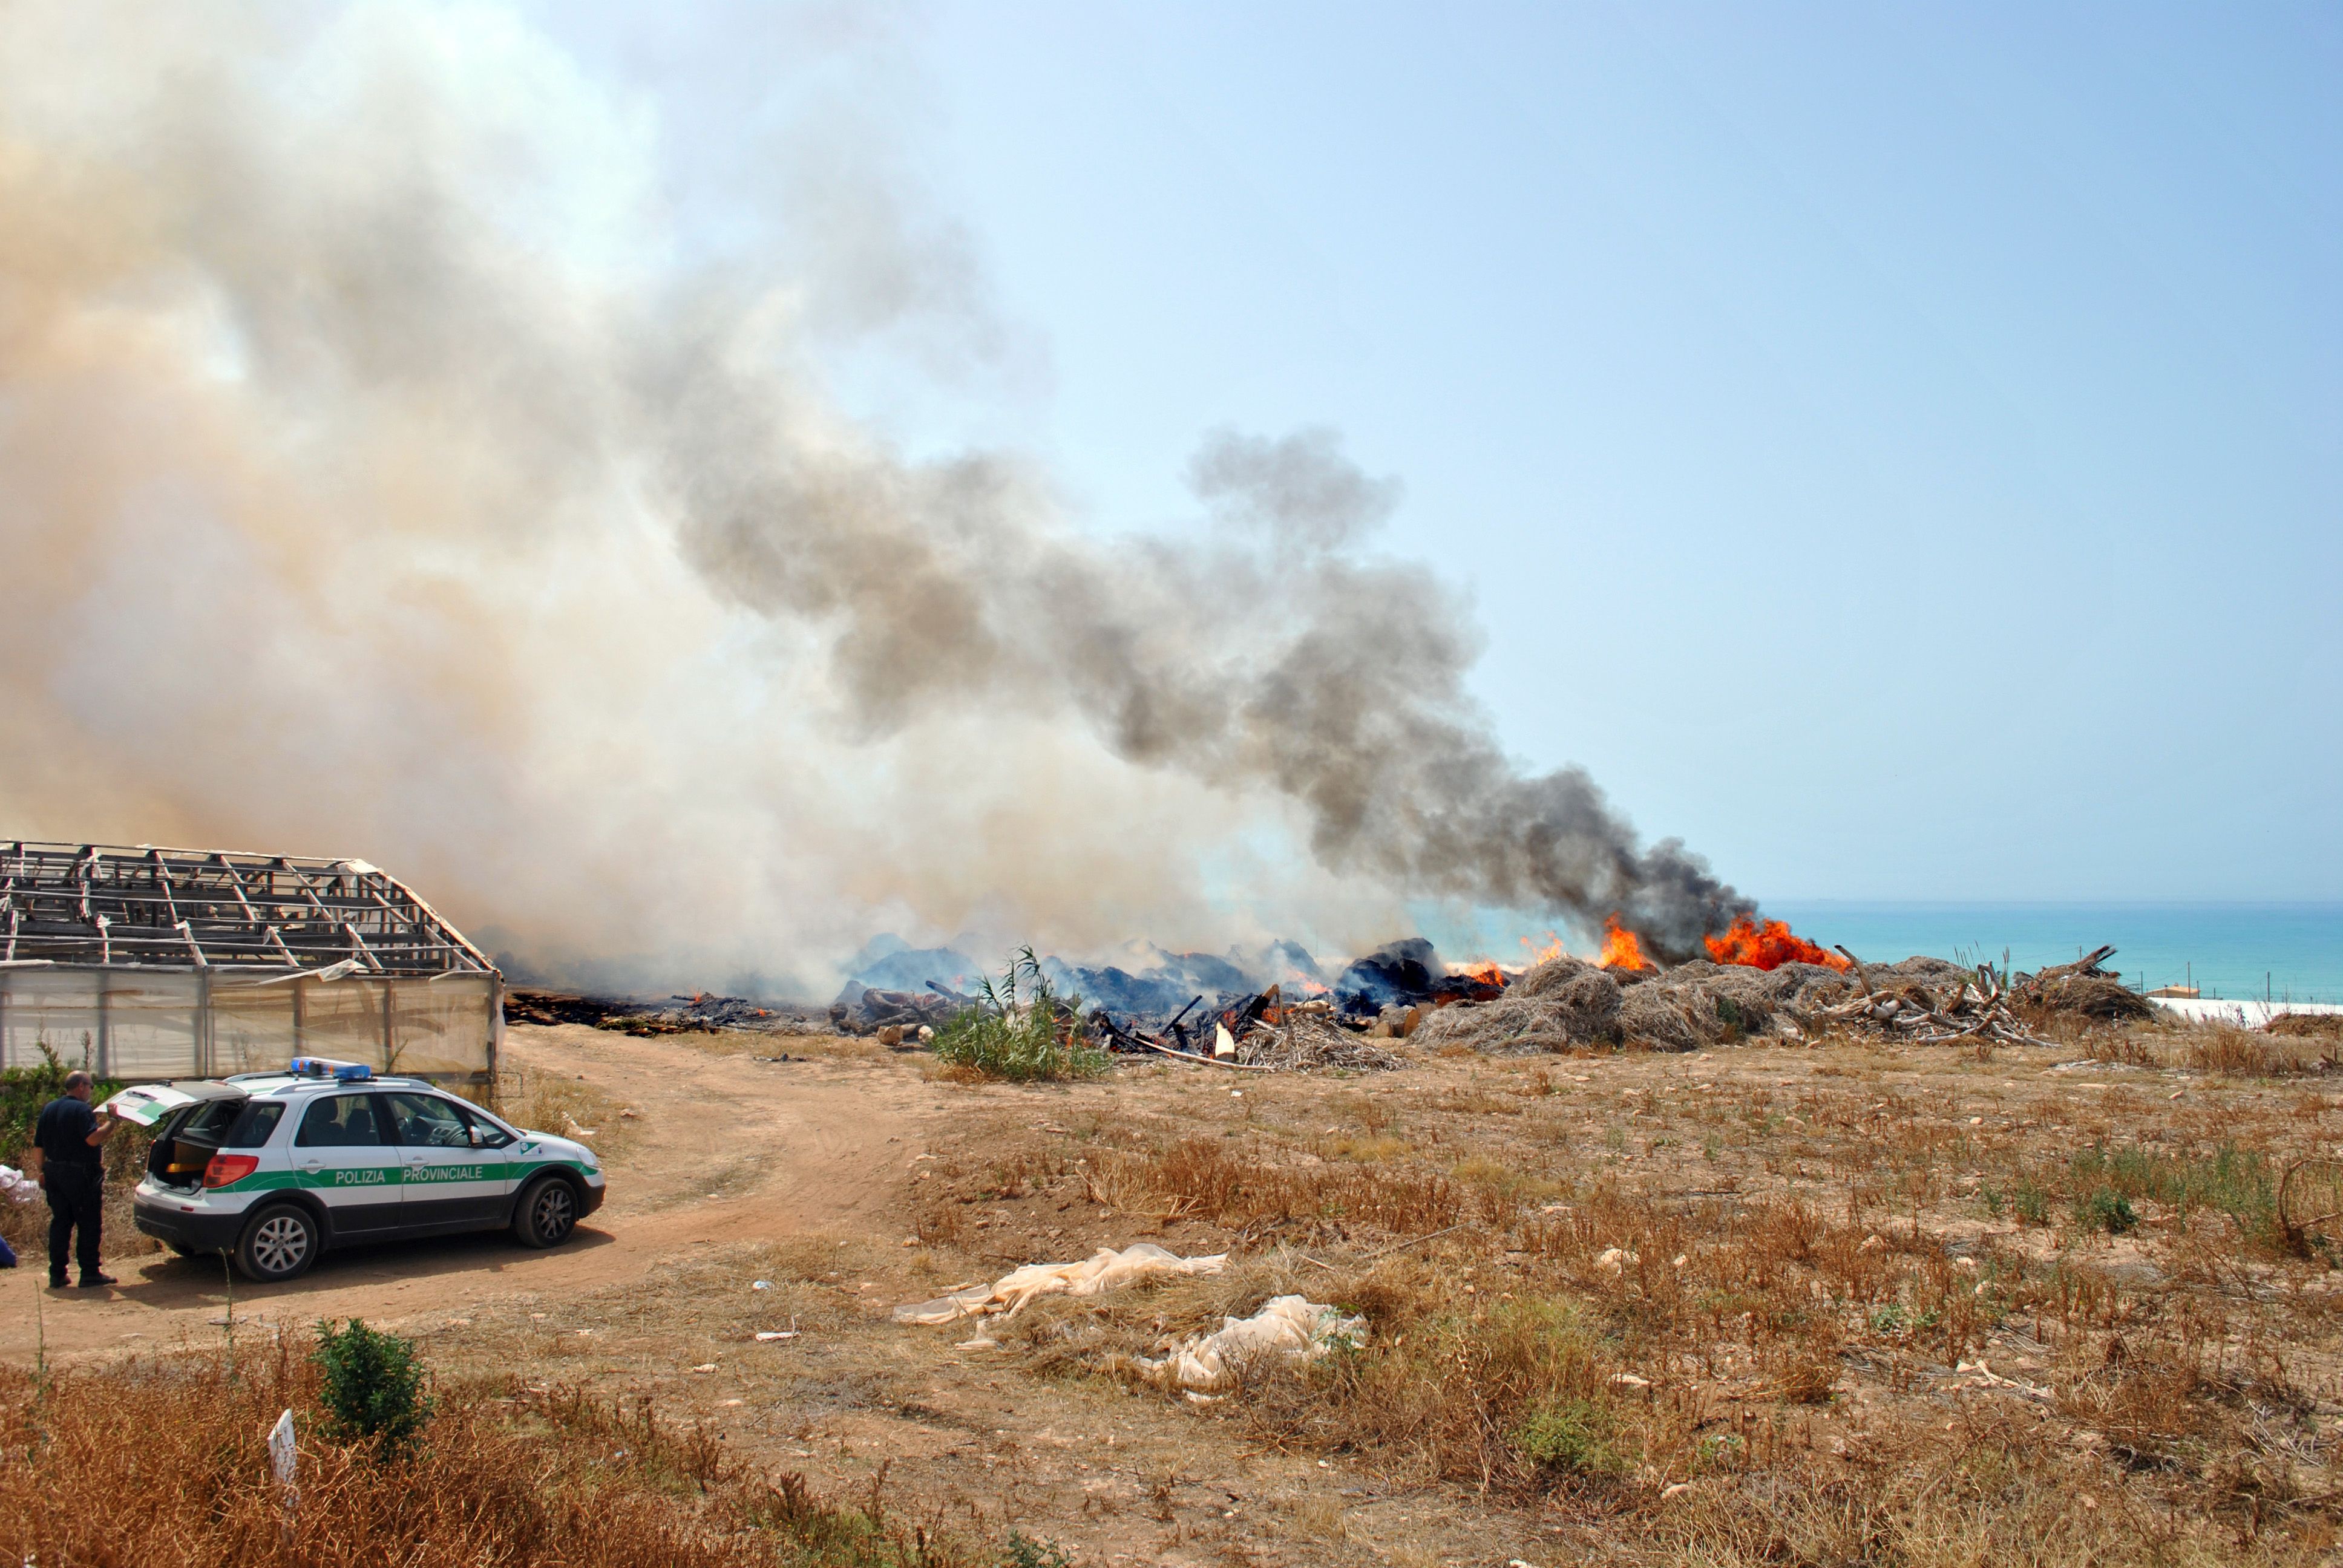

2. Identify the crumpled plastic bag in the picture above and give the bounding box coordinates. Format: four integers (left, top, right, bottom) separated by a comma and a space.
1137, 1295, 1368, 1391
893, 1243, 1226, 1325
0, 1165, 40, 1205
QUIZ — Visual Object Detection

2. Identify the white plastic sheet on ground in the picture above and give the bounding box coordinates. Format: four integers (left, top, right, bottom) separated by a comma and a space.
0, 1165, 39, 1204
892, 1243, 1227, 1325
1137, 1295, 1368, 1392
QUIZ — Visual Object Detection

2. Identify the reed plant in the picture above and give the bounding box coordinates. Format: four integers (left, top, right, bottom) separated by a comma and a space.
933, 949, 1106, 1083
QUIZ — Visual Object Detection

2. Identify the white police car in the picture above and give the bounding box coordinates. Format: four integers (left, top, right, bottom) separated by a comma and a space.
125, 1058, 605, 1282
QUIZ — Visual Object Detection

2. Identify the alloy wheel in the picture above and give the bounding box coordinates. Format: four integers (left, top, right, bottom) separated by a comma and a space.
251, 1214, 310, 1276
533, 1183, 575, 1242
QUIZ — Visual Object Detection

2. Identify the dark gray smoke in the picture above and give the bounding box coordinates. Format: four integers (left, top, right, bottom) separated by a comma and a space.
669, 410, 1751, 961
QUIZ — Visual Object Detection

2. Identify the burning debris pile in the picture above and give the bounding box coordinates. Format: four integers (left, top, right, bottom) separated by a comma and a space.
831, 984, 971, 1036
1410, 953, 1858, 1054
1236, 1011, 1409, 1073
504, 989, 828, 1037
1064, 928, 1856, 1065
503, 920, 2152, 1068
1080, 986, 1401, 1073
1415, 941, 2152, 1055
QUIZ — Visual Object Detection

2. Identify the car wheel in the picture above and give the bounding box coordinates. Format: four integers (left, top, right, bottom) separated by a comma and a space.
235, 1204, 320, 1282
513, 1175, 579, 1249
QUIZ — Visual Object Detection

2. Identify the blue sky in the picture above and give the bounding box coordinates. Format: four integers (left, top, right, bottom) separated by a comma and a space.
548, 3, 2342, 903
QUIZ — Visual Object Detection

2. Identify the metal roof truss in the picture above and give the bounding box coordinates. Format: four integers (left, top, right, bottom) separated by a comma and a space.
0, 841, 495, 976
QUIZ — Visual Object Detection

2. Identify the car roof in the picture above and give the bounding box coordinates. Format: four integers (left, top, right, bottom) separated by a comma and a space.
224, 1074, 444, 1097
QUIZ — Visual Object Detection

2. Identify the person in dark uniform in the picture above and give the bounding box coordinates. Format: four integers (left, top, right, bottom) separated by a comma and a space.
34, 1071, 120, 1289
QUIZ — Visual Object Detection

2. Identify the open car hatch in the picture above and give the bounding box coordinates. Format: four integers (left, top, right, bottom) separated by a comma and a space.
102, 1080, 244, 1129
106, 1081, 252, 1191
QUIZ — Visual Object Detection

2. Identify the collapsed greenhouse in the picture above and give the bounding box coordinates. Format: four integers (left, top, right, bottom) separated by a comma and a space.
0, 841, 501, 1089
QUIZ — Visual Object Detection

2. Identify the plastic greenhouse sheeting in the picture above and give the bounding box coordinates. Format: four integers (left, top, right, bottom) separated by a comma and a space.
0, 966, 497, 1085
0, 967, 102, 1070
96, 972, 204, 1080
390, 974, 499, 1078
209, 980, 300, 1076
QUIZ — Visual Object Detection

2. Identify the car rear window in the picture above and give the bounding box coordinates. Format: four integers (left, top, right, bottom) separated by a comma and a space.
177, 1099, 240, 1143
169, 1098, 284, 1149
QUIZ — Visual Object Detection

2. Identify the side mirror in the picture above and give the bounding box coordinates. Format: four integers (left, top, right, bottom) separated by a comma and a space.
467, 1125, 483, 1148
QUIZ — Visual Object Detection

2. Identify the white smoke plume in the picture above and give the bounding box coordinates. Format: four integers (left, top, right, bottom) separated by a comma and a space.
0, 3, 1748, 989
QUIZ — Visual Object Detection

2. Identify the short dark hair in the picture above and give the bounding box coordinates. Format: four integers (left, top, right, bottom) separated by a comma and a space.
64, 1070, 93, 1092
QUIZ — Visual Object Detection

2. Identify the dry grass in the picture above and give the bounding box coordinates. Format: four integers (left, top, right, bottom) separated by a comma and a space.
2184, 1024, 2339, 1078
505, 1066, 637, 1160
894, 1021, 2343, 1562
0, 1330, 989, 1567
674, 1028, 890, 1063
1083, 1135, 1471, 1238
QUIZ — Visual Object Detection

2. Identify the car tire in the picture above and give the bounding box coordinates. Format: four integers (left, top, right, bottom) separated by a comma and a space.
512, 1175, 580, 1249
234, 1204, 321, 1282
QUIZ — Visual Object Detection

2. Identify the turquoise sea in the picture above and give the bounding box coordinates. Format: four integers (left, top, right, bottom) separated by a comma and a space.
1766, 901, 2343, 1005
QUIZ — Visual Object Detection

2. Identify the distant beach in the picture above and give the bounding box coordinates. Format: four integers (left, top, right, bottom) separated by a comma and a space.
1768, 901, 2343, 1005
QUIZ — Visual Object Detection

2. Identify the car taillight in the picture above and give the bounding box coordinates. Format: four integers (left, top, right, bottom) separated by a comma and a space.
204, 1154, 260, 1187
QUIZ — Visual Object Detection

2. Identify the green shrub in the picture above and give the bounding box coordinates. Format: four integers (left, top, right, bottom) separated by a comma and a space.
312, 1318, 432, 1456
1516, 1396, 1624, 1475
2068, 1141, 2275, 1241
1003, 1534, 1074, 1568
2011, 1180, 2051, 1226
0, 1042, 118, 1161
933, 950, 1107, 1083
2077, 1187, 2140, 1234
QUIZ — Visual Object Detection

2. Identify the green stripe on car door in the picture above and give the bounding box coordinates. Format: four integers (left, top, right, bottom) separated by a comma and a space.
215, 1159, 594, 1197
212, 1166, 404, 1194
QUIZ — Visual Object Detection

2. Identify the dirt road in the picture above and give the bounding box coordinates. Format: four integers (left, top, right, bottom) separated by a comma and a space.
1, 1025, 943, 1360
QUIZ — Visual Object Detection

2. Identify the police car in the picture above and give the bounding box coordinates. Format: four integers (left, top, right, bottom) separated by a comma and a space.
124, 1058, 605, 1282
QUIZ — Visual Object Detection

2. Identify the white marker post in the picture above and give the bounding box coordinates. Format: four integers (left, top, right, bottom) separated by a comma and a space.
268, 1408, 298, 1515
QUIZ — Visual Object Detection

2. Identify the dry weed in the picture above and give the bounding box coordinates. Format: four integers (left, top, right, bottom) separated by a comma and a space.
0, 1333, 988, 1567
2184, 1025, 2336, 1079
506, 1067, 634, 1158
1084, 1135, 1470, 1239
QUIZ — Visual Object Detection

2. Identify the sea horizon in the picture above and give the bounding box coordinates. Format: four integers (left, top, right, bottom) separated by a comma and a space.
1766, 899, 2343, 1005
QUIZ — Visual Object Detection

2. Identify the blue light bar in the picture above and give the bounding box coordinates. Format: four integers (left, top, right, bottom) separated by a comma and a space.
289, 1057, 372, 1082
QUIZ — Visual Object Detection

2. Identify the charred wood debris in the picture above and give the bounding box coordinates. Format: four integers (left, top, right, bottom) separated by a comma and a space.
503, 989, 833, 1037
504, 938, 2148, 1069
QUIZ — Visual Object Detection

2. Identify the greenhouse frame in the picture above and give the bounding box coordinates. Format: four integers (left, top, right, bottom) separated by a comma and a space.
0, 841, 502, 1089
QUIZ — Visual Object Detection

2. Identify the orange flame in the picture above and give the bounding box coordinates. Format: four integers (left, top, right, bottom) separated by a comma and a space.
1598, 915, 1651, 971
1703, 915, 1850, 972
1455, 959, 1507, 987
1520, 931, 1567, 966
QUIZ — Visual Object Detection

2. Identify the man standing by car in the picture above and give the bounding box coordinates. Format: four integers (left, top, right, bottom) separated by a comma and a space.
35, 1071, 120, 1289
